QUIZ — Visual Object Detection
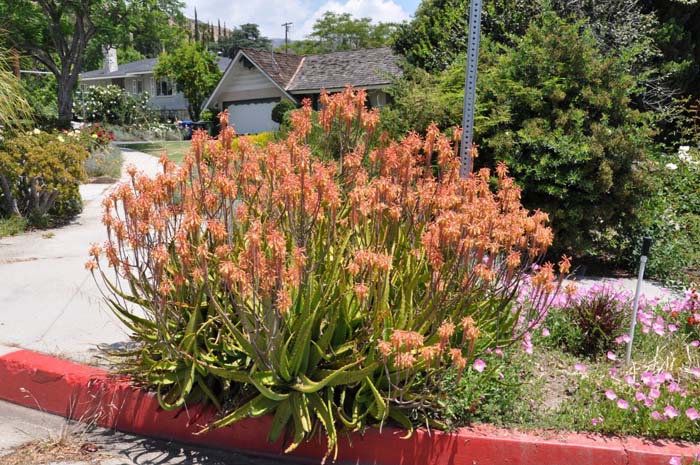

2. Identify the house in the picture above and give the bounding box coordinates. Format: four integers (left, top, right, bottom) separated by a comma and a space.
79, 48, 231, 120
204, 47, 402, 134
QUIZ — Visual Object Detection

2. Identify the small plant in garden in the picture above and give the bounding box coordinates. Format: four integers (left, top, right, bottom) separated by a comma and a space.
88, 88, 567, 459
0, 129, 88, 224
544, 283, 631, 358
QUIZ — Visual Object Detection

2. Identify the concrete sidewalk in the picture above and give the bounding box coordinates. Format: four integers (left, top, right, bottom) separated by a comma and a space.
0, 150, 161, 363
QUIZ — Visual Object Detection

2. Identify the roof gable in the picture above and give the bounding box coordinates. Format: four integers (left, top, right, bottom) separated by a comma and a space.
237, 48, 304, 89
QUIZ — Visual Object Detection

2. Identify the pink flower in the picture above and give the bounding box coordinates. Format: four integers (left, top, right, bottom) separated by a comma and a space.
607, 351, 617, 361
591, 416, 604, 426
686, 408, 700, 421
609, 367, 618, 377
668, 324, 678, 333
624, 375, 635, 385
691, 340, 700, 347
615, 334, 631, 344
690, 367, 700, 378
641, 372, 653, 385
669, 457, 682, 465
664, 405, 679, 419
668, 382, 682, 393
644, 398, 655, 408
617, 399, 629, 410
649, 388, 661, 399
541, 328, 550, 337
635, 391, 647, 402
605, 389, 618, 400
574, 363, 587, 373
473, 359, 486, 373
651, 411, 662, 421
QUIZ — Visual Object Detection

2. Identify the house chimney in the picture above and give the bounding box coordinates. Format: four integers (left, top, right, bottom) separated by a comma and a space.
102, 46, 118, 73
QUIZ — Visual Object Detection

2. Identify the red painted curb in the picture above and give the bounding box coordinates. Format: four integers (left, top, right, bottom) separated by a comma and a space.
0, 349, 698, 465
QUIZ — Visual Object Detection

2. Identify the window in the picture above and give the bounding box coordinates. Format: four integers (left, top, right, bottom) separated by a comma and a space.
132, 79, 144, 95
156, 78, 174, 96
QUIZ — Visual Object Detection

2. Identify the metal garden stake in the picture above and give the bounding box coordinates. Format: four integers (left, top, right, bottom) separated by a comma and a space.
459, 0, 483, 179
625, 237, 652, 364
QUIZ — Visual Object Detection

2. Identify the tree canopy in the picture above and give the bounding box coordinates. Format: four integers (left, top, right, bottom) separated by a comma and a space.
153, 41, 221, 120
289, 12, 398, 54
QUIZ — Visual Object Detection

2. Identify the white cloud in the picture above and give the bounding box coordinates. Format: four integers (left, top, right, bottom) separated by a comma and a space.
185, 0, 410, 40
186, 0, 315, 39
299, 0, 410, 37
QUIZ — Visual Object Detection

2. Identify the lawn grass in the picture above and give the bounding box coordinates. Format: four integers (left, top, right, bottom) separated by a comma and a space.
121, 141, 191, 164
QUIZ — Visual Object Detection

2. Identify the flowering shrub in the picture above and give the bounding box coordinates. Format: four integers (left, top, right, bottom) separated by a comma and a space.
0, 129, 87, 223
74, 85, 152, 125
621, 146, 700, 285
549, 282, 700, 441
89, 88, 565, 457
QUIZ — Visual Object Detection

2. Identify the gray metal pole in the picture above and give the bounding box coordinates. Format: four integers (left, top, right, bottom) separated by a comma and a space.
625, 237, 652, 364
459, 0, 483, 179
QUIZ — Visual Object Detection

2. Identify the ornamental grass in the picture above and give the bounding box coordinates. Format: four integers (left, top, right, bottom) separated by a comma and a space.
88, 88, 567, 459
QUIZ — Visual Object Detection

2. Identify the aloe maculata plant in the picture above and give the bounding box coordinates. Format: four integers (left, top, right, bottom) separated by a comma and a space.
88, 88, 567, 460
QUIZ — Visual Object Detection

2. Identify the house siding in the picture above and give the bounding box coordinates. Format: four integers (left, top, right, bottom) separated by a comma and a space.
209, 60, 288, 111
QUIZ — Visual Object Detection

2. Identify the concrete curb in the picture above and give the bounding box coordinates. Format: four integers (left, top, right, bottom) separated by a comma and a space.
1, 349, 697, 465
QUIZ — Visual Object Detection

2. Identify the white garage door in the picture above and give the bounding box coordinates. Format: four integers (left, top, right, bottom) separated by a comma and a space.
227, 99, 279, 135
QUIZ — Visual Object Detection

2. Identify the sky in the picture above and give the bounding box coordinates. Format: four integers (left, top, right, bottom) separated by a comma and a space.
185, 0, 420, 39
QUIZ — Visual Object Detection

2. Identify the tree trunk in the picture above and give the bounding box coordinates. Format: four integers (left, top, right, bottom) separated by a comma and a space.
189, 102, 201, 122
57, 77, 75, 128
0, 173, 20, 217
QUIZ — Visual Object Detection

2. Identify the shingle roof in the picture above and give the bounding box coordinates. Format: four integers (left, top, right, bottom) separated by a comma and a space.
287, 47, 401, 92
236, 47, 401, 93
80, 56, 231, 80
239, 48, 303, 90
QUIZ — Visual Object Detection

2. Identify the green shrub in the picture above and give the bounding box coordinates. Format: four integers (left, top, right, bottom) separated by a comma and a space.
74, 85, 153, 125
388, 13, 654, 259
90, 88, 565, 459
0, 215, 28, 237
271, 99, 297, 124
0, 130, 88, 224
475, 12, 654, 257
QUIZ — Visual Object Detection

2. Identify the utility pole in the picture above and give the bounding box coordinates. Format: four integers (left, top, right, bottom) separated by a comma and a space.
459, 0, 483, 178
282, 22, 292, 53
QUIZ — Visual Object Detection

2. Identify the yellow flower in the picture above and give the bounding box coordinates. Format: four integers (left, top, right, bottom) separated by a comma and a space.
32, 128, 41, 135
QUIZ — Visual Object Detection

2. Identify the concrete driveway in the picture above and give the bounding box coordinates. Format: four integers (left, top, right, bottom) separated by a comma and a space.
0, 150, 161, 362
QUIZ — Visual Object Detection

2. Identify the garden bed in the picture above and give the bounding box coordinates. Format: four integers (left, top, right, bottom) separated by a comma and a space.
0, 349, 693, 465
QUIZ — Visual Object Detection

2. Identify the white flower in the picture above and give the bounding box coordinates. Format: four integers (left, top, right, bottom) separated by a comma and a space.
32, 128, 41, 135
57, 135, 65, 142
665, 163, 678, 171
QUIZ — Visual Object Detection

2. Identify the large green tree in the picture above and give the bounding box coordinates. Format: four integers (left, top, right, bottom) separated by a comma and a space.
82, 0, 186, 71
1, 0, 186, 126
289, 12, 398, 54
217, 24, 272, 57
386, 13, 654, 256
154, 41, 221, 120
0, 0, 125, 125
